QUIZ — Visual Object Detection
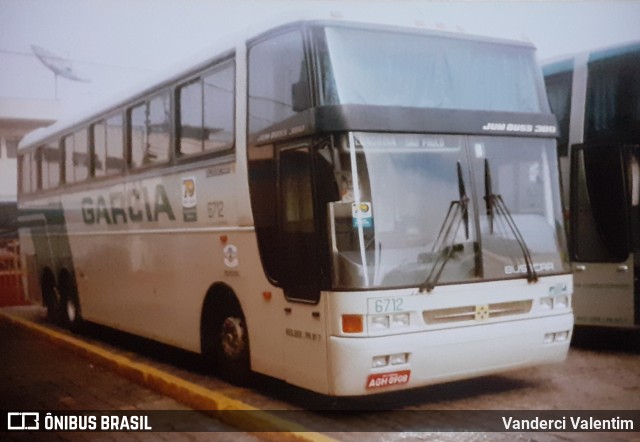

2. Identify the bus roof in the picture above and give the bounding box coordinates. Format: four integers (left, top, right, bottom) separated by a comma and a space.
19, 13, 537, 151
589, 40, 640, 63
542, 39, 640, 76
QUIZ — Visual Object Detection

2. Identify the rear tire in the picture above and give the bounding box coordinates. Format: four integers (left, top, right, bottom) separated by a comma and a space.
60, 273, 83, 333
41, 271, 61, 323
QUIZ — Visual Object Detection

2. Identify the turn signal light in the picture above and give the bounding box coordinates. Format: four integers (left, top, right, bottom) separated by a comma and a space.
342, 314, 364, 333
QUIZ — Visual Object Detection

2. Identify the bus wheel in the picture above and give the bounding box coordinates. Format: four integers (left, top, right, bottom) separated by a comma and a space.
41, 271, 60, 323
205, 295, 252, 385
60, 274, 83, 333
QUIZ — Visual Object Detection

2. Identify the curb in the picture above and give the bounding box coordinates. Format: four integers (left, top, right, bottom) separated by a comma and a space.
0, 310, 337, 442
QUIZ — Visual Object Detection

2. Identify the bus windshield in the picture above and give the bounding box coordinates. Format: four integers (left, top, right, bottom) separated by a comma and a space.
317, 25, 547, 113
329, 133, 569, 289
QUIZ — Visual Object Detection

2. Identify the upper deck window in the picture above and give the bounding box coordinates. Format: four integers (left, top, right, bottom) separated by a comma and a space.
315, 26, 546, 113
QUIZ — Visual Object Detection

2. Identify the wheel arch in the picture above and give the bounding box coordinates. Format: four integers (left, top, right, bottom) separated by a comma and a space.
199, 282, 246, 354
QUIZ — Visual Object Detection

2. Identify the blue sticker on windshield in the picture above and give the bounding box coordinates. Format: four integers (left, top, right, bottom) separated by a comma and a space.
352, 202, 373, 229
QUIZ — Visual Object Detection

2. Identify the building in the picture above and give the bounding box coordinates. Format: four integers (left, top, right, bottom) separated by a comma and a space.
0, 97, 59, 238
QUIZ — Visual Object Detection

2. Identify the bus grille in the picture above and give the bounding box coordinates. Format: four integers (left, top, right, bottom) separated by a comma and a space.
423, 300, 533, 324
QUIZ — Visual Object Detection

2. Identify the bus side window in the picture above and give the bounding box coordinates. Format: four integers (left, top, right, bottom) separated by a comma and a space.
129, 92, 170, 168
63, 130, 89, 184
94, 117, 125, 177
248, 29, 309, 138
19, 152, 32, 194
74, 129, 90, 182
177, 60, 235, 157
106, 114, 125, 174
64, 135, 74, 184
203, 62, 234, 154
41, 142, 61, 189
544, 70, 573, 157
93, 121, 107, 177
178, 79, 204, 155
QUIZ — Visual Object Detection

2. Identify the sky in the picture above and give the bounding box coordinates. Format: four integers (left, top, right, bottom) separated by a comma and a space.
1, 0, 640, 117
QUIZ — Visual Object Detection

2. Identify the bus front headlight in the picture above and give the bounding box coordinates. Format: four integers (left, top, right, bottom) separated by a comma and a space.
371, 315, 390, 330
372, 355, 389, 368
391, 313, 410, 327
555, 295, 570, 309
540, 297, 553, 310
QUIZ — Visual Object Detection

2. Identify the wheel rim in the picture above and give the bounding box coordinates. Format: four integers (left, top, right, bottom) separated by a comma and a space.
66, 298, 77, 323
220, 317, 246, 360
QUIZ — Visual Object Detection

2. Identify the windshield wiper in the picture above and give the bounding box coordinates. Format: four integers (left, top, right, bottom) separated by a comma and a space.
483, 159, 538, 283
420, 162, 469, 293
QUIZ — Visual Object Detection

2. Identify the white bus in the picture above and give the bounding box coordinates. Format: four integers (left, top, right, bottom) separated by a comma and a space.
18, 17, 573, 396
544, 42, 640, 329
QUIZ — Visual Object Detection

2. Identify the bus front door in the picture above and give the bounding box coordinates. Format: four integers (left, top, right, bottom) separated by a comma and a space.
570, 144, 637, 326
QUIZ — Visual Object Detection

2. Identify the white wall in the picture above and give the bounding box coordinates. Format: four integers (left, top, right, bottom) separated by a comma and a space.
0, 138, 17, 202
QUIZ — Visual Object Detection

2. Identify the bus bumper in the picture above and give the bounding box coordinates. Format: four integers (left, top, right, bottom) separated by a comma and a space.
327, 313, 573, 396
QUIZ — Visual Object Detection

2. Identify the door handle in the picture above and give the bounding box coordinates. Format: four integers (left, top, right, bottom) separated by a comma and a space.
617, 265, 629, 272
574, 265, 586, 272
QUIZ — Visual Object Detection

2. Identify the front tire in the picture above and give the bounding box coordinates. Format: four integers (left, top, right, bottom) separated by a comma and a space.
203, 293, 252, 385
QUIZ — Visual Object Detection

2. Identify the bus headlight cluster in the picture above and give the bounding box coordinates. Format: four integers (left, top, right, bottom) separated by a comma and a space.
372, 352, 409, 368
370, 313, 410, 330
540, 295, 570, 310
342, 313, 411, 334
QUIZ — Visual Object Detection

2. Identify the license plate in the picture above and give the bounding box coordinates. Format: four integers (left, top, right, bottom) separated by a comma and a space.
366, 370, 411, 389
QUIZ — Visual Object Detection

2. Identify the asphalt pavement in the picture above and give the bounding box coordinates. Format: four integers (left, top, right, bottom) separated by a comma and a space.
0, 319, 261, 441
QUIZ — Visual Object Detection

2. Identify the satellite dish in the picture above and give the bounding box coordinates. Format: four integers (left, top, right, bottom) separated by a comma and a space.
32, 45, 90, 82
31, 44, 90, 98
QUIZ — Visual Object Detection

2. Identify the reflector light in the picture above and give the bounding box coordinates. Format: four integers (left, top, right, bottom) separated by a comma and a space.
342, 314, 364, 333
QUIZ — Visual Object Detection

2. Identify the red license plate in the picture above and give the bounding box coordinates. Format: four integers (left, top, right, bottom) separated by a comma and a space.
366, 370, 411, 389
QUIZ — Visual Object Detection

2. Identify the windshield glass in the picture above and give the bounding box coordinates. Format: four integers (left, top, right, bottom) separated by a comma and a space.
316, 26, 547, 113
470, 136, 569, 280
329, 133, 569, 290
